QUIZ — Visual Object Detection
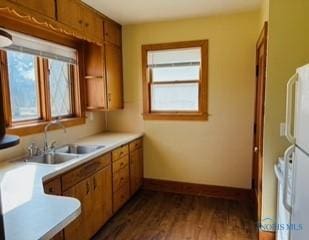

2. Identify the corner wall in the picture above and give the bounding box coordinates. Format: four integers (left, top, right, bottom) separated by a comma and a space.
107, 11, 260, 189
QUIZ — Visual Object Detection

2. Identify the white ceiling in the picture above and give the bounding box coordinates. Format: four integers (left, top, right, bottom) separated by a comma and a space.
82, 0, 262, 25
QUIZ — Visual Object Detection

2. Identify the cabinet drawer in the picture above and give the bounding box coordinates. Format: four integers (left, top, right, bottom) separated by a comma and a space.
113, 181, 129, 212
44, 177, 62, 195
62, 153, 111, 191
113, 165, 129, 192
112, 145, 128, 161
129, 138, 143, 152
112, 155, 129, 173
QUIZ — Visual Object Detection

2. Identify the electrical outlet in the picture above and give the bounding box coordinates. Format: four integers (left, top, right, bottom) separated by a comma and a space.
86, 112, 94, 121
280, 123, 286, 136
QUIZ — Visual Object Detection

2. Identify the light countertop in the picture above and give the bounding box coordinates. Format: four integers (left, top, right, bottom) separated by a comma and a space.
0, 131, 143, 240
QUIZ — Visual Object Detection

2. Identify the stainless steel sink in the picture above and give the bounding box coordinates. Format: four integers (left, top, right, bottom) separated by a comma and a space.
26, 153, 80, 165
55, 144, 105, 155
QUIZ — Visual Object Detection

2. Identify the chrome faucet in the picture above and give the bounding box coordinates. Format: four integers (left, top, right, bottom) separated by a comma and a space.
43, 119, 67, 153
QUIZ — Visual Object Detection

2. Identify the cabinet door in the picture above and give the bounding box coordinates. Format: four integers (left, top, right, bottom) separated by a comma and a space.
63, 178, 93, 240
15, 0, 56, 19
104, 21, 121, 46
91, 166, 112, 234
130, 148, 143, 195
57, 0, 83, 32
82, 6, 103, 43
105, 44, 123, 109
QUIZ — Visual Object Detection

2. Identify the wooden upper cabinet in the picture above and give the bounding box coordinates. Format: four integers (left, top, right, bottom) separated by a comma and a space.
84, 43, 107, 110
14, 0, 56, 19
57, 0, 83, 32
85, 42, 124, 110
57, 0, 103, 43
105, 44, 123, 109
82, 5, 103, 43
104, 21, 121, 46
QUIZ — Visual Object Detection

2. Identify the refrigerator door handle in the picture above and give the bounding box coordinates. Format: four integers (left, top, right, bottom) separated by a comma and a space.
283, 145, 294, 213
285, 73, 298, 144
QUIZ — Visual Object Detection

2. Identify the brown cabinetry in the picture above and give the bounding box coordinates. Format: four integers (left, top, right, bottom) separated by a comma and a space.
63, 177, 93, 240
91, 167, 113, 234
104, 21, 121, 46
62, 153, 112, 240
13, 0, 56, 19
56, 0, 103, 43
41, 138, 143, 240
84, 43, 107, 110
5, 0, 120, 45
129, 139, 144, 195
105, 44, 123, 109
57, 0, 83, 32
85, 40, 123, 110
112, 145, 130, 212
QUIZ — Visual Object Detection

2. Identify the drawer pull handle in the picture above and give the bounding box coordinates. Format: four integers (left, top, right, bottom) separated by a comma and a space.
86, 182, 90, 195
93, 178, 97, 190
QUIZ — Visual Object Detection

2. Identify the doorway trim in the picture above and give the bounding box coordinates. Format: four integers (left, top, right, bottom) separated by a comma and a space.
251, 21, 268, 229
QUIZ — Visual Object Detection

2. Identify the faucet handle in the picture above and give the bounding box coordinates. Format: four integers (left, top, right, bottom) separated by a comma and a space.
49, 141, 57, 152
27, 143, 40, 157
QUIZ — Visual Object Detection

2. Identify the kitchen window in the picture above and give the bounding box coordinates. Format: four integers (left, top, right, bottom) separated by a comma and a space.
142, 40, 208, 120
0, 30, 84, 136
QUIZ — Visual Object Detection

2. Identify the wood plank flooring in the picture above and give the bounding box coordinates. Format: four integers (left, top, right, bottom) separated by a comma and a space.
93, 190, 257, 240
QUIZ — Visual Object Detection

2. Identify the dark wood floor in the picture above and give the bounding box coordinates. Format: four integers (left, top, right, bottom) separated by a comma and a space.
93, 190, 257, 240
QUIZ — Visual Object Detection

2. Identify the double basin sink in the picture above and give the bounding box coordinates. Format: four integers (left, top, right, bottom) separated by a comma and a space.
26, 144, 105, 165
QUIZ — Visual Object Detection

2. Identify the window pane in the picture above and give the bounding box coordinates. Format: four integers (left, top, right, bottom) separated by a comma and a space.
152, 66, 200, 82
48, 60, 73, 117
151, 83, 199, 111
7, 51, 40, 122
148, 47, 201, 65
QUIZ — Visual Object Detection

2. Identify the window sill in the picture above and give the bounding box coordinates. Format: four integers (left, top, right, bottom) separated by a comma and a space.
143, 112, 208, 121
6, 117, 86, 136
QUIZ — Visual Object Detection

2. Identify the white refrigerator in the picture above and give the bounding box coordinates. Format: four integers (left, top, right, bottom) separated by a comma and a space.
283, 64, 309, 240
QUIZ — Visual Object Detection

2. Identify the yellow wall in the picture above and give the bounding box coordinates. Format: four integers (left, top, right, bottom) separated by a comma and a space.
107, 11, 260, 189
261, 0, 309, 220
259, 0, 269, 29
0, 112, 106, 162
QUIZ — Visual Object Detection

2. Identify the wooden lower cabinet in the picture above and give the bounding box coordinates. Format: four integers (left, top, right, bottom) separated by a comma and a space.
130, 147, 143, 195
42, 138, 143, 240
63, 165, 112, 240
113, 181, 130, 212
112, 153, 130, 213
63, 177, 93, 240
91, 166, 113, 234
